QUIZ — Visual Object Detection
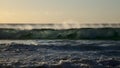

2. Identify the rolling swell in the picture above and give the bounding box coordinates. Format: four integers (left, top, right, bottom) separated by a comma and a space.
1, 40, 120, 51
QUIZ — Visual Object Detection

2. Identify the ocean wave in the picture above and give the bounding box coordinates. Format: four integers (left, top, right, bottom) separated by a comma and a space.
0, 28, 120, 40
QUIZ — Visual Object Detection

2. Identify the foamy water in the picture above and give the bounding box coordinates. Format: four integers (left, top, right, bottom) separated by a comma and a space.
0, 40, 120, 68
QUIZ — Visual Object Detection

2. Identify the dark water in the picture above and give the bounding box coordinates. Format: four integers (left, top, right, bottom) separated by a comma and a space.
0, 40, 120, 68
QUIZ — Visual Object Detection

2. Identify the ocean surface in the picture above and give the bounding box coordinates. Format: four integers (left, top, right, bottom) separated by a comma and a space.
0, 40, 120, 68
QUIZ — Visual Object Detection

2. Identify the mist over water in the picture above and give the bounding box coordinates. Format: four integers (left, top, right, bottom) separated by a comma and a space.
0, 23, 120, 30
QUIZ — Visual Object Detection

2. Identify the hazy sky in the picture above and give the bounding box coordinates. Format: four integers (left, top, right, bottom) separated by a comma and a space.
0, 0, 120, 24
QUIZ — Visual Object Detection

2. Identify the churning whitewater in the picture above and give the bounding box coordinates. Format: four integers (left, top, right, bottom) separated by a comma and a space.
0, 40, 120, 68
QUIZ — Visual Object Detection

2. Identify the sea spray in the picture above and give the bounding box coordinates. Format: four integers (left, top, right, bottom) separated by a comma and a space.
0, 23, 120, 30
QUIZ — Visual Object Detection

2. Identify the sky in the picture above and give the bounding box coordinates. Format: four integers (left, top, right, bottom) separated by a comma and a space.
0, 0, 120, 24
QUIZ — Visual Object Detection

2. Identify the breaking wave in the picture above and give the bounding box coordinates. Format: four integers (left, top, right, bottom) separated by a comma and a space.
0, 28, 120, 40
